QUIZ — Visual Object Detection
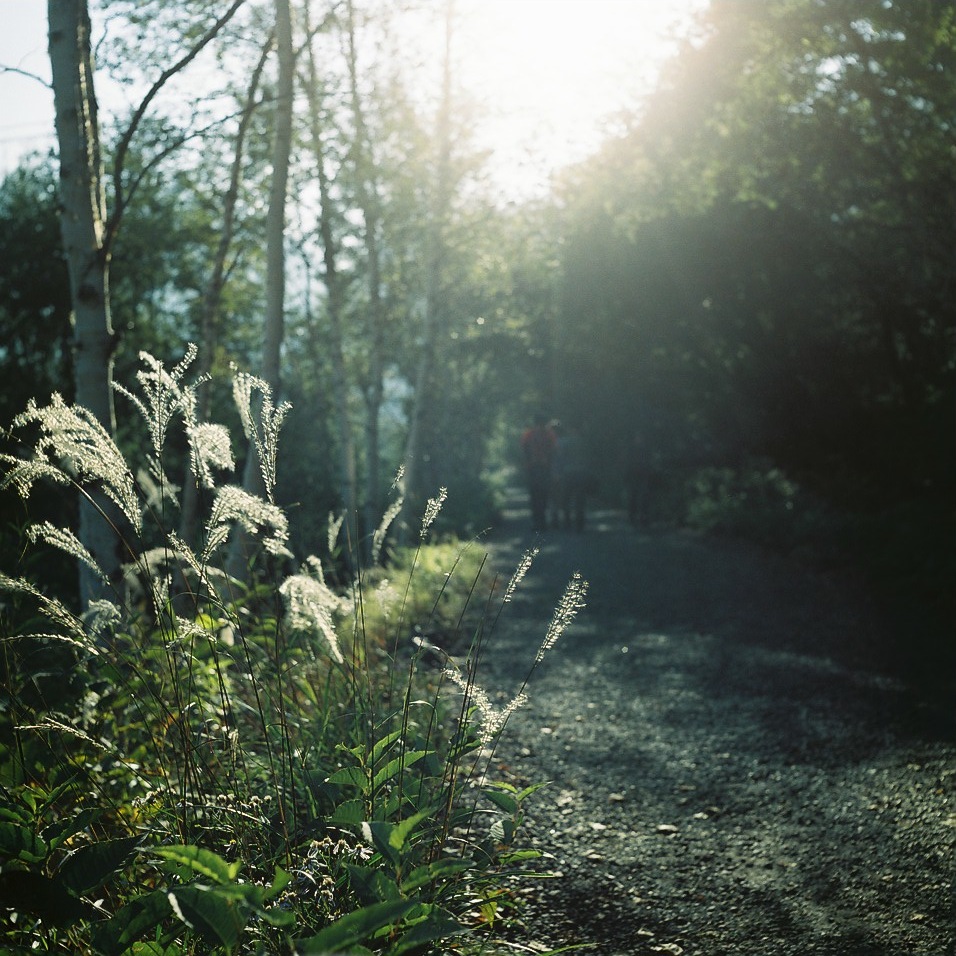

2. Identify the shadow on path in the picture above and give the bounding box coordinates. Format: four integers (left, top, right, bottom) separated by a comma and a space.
479, 490, 955, 956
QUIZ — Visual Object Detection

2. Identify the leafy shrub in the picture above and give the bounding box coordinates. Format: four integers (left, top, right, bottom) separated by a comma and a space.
0, 350, 586, 954
683, 459, 834, 554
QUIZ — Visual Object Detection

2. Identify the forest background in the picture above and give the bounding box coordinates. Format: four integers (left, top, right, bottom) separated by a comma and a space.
1, 0, 953, 678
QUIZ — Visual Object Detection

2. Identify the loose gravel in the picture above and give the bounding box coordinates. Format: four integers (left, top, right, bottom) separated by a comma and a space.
480, 499, 955, 956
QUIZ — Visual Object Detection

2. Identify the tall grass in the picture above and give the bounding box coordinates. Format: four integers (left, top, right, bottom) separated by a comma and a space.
0, 350, 585, 954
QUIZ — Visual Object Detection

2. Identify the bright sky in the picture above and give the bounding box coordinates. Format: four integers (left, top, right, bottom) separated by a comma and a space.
0, 0, 707, 196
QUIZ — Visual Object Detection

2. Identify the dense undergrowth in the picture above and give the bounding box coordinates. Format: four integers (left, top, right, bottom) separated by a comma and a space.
0, 350, 586, 954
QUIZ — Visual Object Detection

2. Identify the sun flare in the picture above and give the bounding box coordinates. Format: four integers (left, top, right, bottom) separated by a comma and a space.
453, 0, 707, 191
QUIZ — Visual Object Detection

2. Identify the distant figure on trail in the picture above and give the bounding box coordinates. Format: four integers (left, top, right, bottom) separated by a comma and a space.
551, 421, 591, 532
520, 412, 557, 532
623, 430, 660, 528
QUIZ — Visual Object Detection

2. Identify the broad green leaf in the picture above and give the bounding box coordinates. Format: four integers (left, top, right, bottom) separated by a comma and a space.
327, 766, 369, 790
329, 798, 367, 826
0, 821, 47, 862
264, 865, 292, 902
296, 899, 416, 953
361, 821, 399, 865
170, 884, 248, 950
400, 858, 470, 893
155, 845, 240, 884
482, 789, 518, 814
372, 750, 427, 792
347, 863, 401, 904
387, 809, 430, 852
58, 835, 140, 895
92, 888, 172, 954
42, 807, 101, 851
370, 729, 402, 765
387, 906, 467, 956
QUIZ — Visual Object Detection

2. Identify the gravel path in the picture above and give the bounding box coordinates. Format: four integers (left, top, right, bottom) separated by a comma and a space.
481, 494, 955, 956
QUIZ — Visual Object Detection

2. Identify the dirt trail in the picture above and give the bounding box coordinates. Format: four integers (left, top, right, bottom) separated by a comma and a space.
481, 493, 955, 956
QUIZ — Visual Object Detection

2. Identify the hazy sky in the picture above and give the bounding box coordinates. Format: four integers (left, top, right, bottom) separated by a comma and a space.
0, 0, 707, 195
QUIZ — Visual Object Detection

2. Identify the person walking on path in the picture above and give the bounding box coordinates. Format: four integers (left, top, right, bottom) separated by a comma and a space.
520, 412, 557, 532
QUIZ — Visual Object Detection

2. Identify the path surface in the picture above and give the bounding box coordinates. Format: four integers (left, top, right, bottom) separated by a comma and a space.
481, 494, 955, 956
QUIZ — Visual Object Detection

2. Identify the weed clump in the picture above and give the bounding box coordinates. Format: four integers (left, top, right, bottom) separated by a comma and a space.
0, 349, 585, 954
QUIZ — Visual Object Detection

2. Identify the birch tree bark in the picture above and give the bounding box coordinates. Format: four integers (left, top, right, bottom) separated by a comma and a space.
47, 0, 120, 601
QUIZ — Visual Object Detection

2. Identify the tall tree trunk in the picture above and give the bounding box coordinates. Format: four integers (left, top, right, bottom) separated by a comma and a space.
180, 36, 272, 547
344, 0, 386, 549
303, 4, 359, 550
48, 0, 120, 602
399, 0, 454, 539
229, 0, 294, 580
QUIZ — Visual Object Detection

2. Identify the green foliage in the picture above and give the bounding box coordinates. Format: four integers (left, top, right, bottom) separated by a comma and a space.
0, 353, 572, 954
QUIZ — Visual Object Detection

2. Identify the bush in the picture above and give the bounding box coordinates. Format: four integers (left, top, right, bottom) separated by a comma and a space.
0, 350, 586, 954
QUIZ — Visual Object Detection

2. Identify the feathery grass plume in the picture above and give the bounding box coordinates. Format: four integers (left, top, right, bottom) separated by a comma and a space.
443, 668, 528, 746
26, 522, 105, 584
536, 571, 588, 664
327, 511, 345, 555
372, 496, 403, 565
17, 716, 105, 748
204, 484, 291, 560
0, 572, 89, 642
280, 564, 346, 663
421, 487, 448, 539
4, 395, 142, 532
232, 368, 290, 503
113, 346, 202, 490
83, 599, 122, 642
0, 456, 69, 498
186, 422, 235, 490
504, 548, 539, 603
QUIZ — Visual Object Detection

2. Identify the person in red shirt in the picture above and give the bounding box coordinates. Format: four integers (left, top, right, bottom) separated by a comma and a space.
520, 412, 557, 532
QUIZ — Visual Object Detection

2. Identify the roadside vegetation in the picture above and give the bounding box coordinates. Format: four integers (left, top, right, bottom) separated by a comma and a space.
0, 353, 586, 954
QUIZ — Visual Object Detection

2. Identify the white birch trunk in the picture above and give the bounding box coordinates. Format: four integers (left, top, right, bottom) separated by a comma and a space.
48, 0, 120, 602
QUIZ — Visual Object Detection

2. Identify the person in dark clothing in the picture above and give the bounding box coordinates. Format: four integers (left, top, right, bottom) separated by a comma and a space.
552, 421, 590, 532
520, 413, 556, 532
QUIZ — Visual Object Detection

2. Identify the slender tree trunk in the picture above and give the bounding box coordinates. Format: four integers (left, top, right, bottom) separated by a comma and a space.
48, 0, 120, 602
229, 0, 294, 580
302, 7, 359, 547
399, 0, 454, 538
344, 0, 387, 547
180, 37, 272, 547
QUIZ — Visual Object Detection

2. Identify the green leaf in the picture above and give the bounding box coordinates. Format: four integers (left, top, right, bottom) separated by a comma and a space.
482, 789, 518, 814
329, 798, 367, 826
347, 863, 401, 904
386, 906, 467, 955
388, 809, 430, 852
58, 835, 140, 895
170, 884, 248, 950
327, 766, 370, 790
370, 729, 403, 765
296, 899, 416, 953
92, 889, 172, 955
264, 865, 292, 902
154, 845, 240, 884
361, 821, 400, 865
400, 858, 470, 894
0, 821, 47, 863
372, 750, 427, 792
42, 807, 101, 852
